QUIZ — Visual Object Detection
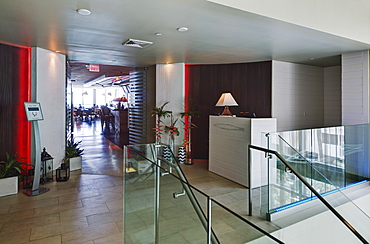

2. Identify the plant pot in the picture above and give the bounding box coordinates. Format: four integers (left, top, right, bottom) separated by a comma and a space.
178, 146, 186, 164
69, 156, 82, 171
0, 176, 18, 197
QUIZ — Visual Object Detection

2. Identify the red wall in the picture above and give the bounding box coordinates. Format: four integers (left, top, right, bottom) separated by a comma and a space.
0, 43, 31, 164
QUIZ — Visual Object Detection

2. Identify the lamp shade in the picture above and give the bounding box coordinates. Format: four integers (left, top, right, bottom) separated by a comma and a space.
215, 93, 238, 107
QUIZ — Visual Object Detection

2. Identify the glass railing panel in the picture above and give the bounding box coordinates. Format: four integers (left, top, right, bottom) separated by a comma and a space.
261, 151, 370, 243
158, 170, 208, 243
124, 145, 156, 243
310, 126, 345, 188
265, 152, 313, 213
343, 124, 369, 185
269, 124, 370, 190
269, 128, 312, 160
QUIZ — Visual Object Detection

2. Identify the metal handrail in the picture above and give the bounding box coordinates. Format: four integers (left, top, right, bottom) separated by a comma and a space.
248, 144, 369, 244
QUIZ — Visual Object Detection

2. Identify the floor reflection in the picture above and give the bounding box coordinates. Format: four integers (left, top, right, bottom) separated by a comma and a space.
73, 119, 124, 176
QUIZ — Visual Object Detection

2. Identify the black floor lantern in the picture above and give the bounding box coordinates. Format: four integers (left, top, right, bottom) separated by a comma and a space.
56, 163, 70, 182
40, 148, 54, 184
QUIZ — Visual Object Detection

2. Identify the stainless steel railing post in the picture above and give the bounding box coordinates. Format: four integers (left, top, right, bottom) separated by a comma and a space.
207, 196, 212, 244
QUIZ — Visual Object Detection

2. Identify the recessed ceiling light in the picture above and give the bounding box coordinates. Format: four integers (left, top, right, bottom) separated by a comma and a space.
177, 27, 188, 32
310, 57, 315, 60
155, 32, 162, 36
77, 8, 91, 16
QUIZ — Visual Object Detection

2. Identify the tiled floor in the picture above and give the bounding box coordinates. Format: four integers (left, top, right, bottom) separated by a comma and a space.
0, 119, 277, 243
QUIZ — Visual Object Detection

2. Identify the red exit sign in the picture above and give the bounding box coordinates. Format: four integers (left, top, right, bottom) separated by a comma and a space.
89, 64, 100, 72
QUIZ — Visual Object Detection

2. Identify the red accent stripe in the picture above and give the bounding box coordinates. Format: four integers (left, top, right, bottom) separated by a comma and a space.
184, 65, 190, 143
16, 47, 31, 165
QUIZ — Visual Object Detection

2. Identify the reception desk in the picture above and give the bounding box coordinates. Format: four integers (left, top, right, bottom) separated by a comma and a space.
209, 116, 277, 188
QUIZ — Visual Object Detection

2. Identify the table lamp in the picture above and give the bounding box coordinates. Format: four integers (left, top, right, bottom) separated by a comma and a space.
215, 93, 238, 116
121, 97, 128, 109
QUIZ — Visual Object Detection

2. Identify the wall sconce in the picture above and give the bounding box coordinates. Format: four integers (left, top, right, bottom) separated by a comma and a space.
215, 93, 238, 116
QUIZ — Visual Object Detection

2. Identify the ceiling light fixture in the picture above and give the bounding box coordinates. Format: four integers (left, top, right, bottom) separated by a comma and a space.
77, 8, 91, 16
155, 32, 162, 36
177, 27, 188, 32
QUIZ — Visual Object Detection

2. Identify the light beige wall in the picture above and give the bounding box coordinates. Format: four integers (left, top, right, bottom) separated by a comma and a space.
33, 47, 66, 169
342, 51, 370, 125
207, 0, 370, 44
272, 61, 324, 131
324, 66, 341, 127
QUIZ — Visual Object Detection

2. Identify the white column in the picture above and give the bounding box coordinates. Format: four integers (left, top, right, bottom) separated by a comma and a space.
156, 63, 185, 149
33, 47, 66, 169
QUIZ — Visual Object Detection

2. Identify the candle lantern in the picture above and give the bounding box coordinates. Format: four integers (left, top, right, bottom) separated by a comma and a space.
56, 163, 70, 182
40, 147, 54, 184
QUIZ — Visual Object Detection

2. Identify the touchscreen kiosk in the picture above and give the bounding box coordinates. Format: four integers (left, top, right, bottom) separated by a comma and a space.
24, 102, 49, 196
24, 102, 44, 121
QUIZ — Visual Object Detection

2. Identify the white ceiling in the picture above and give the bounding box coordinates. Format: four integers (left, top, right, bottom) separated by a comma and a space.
1, 0, 370, 70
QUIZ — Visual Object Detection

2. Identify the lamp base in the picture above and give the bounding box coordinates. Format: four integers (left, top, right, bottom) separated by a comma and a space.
220, 106, 233, 116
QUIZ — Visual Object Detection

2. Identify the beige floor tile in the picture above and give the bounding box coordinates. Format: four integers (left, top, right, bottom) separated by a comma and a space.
27, 235, 62, 244
1, 213, 60, 234
33, 199, 83, 217
59, 204, 110, 222
61, 221, 120, 244
8, 196, 59, 213
0, 229, 31, 244
57, 189, 102, 204
81, 194, 121, 207
106, 198, 123, 211
0, 208, 34, 228
30, 217, 88, 241
34, 186, 79, 200
93, 232, 123, 244
86, 209, 122, 227
0, 204, 10, 214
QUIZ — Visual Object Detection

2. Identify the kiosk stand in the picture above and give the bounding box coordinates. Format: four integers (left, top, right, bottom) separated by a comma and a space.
24, 102, 50, 196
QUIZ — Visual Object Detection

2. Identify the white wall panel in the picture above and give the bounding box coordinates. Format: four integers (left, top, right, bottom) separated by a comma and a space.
33, 47, 66, 169
342, 51, 370, 125
272, 61, 324, 132
324, 66, 341, 126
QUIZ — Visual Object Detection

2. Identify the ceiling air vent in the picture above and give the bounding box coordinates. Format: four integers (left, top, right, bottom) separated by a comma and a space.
122, 39, 153, 48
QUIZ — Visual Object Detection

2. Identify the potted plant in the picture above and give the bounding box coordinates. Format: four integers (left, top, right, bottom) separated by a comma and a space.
151, 101, 172, 144
0, 152, 26, 197
164, 115, 180, 153
65, 139, 84, 171
180, 101, 200, 165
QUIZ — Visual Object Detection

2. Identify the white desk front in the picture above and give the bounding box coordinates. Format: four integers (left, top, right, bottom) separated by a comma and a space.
208, 116, 277, 188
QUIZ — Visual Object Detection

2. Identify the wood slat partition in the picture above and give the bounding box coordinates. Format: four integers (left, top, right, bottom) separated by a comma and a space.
128, 70, 148, 144
0, 43, 31, 163
186, 61, 272, 159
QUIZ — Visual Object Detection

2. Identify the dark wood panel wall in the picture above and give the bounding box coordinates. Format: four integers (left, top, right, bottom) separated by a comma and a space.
187, 61, 272, 159
0, 43, 31, 163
